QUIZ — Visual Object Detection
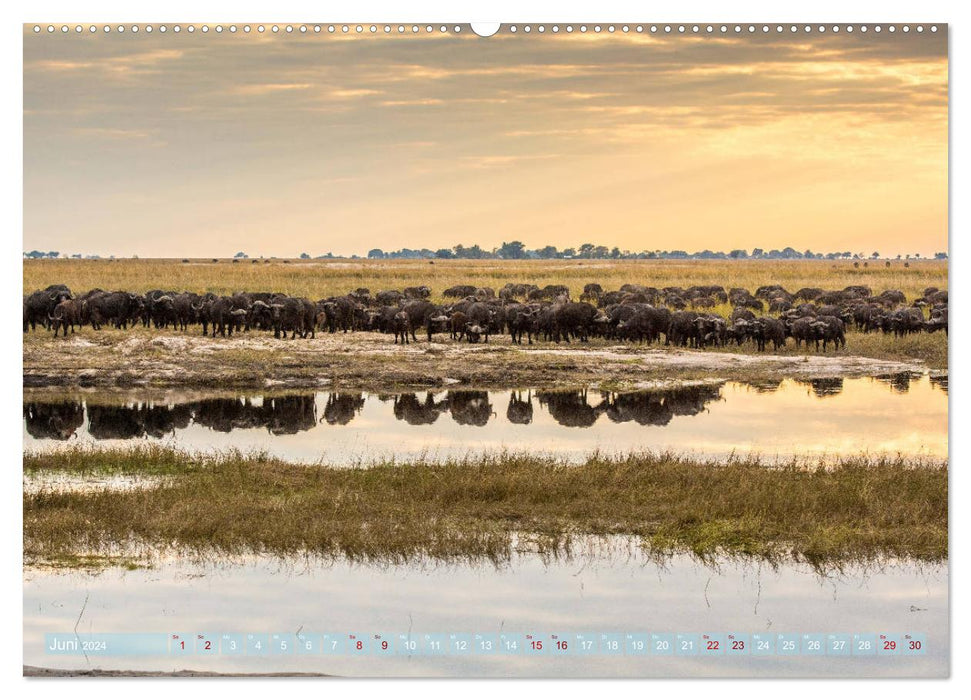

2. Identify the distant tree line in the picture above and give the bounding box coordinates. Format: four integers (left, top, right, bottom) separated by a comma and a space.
365, 242, 949, 262
24, 250, 111, 260
24, 245, 949, 261
23, 250, 62, 259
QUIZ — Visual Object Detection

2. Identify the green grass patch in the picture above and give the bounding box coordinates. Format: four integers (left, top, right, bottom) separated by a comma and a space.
24, 447, 948, 568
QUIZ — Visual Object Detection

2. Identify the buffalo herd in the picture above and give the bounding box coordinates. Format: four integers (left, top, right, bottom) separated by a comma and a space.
24, 281, 948, 353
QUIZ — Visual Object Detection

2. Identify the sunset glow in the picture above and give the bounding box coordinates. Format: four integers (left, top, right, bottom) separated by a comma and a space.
23, 27, 948, 258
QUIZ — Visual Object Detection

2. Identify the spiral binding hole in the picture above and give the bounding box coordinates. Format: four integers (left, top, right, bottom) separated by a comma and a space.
28, 23, 943, 38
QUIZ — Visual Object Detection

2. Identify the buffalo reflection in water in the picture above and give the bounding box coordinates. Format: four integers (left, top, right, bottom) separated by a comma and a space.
745, 379, 784, 394
506, 391, 533, 425
191, 398, 266, 433
27, 376, 928, 442
794, 377, 845, 398
875, 372, 921, 394
23, 402, 84, 441
264, 396, 317, 435
390, 391, 495, 427
537, 389, 604, 428
393, 393, 448, 426
24, 387, 726, 440
26, 395, 320, 441
87, 403, 194, 440
604, 385, 722, 426
448, 391, 494, 427
323, 393, 366, 426
533, 385, 723, 428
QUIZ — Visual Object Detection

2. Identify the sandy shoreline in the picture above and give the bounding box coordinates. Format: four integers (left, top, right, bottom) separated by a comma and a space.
23, 330, 936, 391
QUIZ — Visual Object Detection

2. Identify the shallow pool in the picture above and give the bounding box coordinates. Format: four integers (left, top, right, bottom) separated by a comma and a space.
23, 374, 948, 464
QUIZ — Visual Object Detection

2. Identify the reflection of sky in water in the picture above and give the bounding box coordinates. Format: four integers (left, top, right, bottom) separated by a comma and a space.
23, 546, 947, 677
23, 376, 948, 464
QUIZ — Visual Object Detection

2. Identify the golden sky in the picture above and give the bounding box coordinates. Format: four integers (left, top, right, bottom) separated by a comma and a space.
23, 26, 948, 257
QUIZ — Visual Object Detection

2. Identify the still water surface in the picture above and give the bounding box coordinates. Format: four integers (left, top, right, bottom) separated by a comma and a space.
23, 374, 948, 463
23, 544, 947, 677
23, 374, 949, 676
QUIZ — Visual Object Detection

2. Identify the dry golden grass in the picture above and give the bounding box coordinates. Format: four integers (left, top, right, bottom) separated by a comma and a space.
23, 258, 947, 303
24, 446, 948, 567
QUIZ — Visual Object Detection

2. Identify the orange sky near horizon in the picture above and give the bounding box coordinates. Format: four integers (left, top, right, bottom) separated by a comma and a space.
23, 26, 948, 258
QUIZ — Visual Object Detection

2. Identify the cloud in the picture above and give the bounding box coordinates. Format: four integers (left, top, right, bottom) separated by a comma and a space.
460, 154, 559, 169
30, 59, 95, 71
22, 29, 947, 256
229, 83, 313, 96
328, 88, 382, 99
71, 127, 156, 139
30, 48, 184, 80
380, 98, 444, 107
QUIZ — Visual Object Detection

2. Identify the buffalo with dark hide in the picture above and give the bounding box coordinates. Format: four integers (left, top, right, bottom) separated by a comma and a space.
810, 315, 846, 350
268, 297, 316, 339
49, 298, 83, 336
403, 285, 431, 300
85, 291, 144, 330
443, 285, 477, 299
24, 287, 72, 331
375, 290, 405, 307
552, 301, 598, 342
667, 311, 701, 347
505, 304, 537, 344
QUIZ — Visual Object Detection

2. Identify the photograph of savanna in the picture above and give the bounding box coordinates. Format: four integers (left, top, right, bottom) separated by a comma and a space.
23, 23, 947, 678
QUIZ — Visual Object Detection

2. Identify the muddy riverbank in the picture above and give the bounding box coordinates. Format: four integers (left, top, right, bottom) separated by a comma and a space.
23, 329, 940, 391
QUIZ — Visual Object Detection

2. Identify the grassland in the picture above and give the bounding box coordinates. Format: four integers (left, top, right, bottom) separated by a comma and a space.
24, 257, 948, 304
24, 446, 948, 568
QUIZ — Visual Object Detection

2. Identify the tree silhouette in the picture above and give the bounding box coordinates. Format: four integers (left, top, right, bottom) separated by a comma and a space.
498, 241, 527, 259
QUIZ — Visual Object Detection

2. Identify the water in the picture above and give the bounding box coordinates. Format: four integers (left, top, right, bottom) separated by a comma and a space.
22, 545, 947, 677
23, 374, 948, 464
22, 374, 949, 676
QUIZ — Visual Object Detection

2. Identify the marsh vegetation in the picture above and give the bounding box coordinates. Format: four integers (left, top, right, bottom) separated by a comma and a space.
24, 446, 947, 568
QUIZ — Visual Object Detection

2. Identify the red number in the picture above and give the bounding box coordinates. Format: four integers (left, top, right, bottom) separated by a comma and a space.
557, 641, 568, 651
179, 641, 184, 650
382, 641, 388, 650
356, 641, 363, 650
732, 641, 744, 650
884, 641, 896, 651
707, 641, 719, 650
531, 641, 543, 650
909, 641, 922, 650
204, 641, 211, 650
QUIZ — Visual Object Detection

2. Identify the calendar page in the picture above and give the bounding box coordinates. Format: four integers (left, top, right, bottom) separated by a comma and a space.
21, 20, 948, 679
